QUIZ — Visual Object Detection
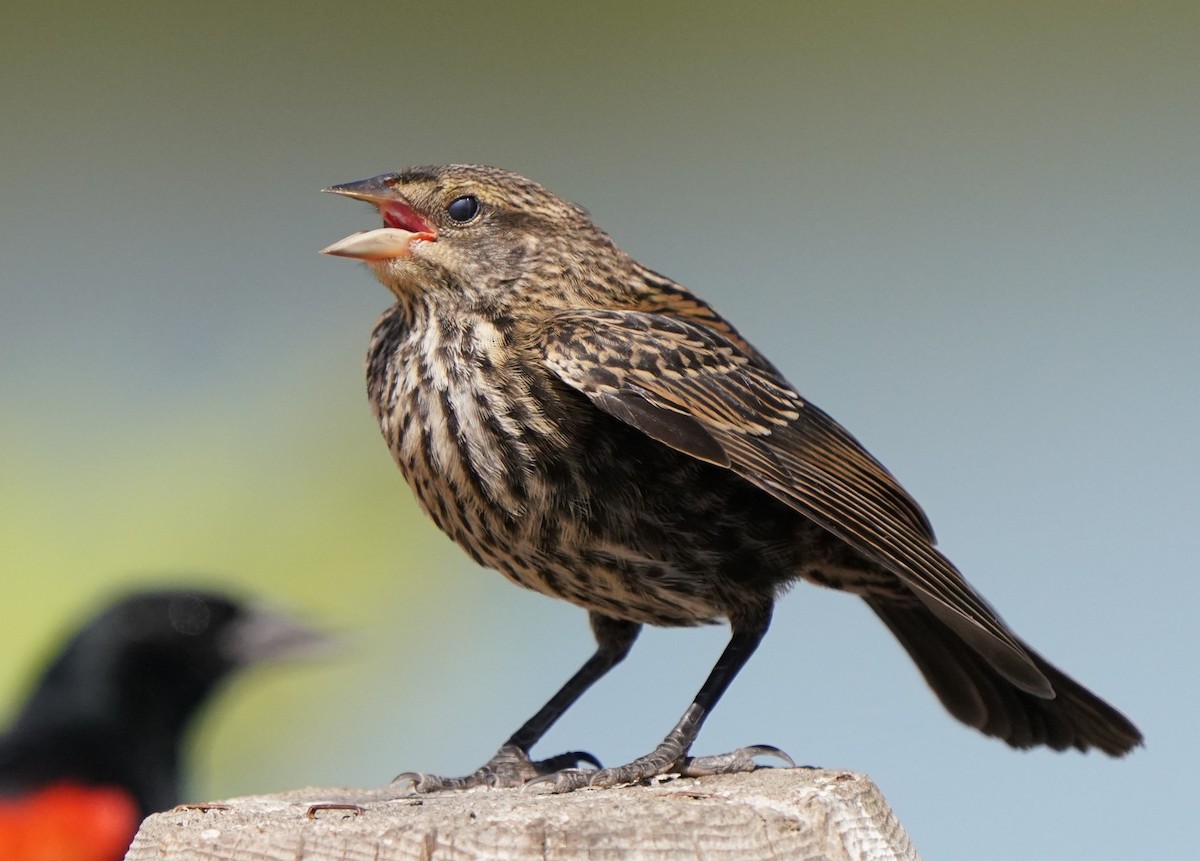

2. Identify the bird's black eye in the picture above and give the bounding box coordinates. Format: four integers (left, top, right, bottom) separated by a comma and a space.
447, 195, 480, 223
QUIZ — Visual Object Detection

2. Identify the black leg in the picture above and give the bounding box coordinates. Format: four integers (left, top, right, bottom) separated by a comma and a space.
505, 613, 640, 751
534, 603, 792, 791
395, 613, 640, 791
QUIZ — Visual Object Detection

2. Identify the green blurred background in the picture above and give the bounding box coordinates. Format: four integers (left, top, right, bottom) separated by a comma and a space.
1, 2, 1194, 857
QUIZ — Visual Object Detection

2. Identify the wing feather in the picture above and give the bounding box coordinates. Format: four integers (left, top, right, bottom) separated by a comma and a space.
540, 308, 1052, 697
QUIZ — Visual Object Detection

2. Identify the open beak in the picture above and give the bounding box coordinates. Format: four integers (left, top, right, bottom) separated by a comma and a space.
321, 175, 437, 260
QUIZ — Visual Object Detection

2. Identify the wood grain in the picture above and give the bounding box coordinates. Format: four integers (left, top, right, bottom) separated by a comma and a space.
126, 768, 920, 860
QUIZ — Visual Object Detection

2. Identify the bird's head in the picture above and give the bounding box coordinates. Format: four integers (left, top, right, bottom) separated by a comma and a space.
322, 164, 617, 310
2, 589, 327, 814
18, 590, 326, 745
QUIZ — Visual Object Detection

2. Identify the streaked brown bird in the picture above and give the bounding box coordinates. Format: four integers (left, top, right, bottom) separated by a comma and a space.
322, 164, 1141, 791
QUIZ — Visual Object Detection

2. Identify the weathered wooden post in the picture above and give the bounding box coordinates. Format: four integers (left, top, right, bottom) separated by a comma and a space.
126, 768, 919, 860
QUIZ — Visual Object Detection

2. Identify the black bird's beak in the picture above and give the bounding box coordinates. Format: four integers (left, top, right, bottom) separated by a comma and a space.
219, 604, 332, 665
322, 174, 402, 204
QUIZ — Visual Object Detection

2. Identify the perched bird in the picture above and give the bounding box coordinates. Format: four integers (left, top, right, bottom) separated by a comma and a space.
0, 589, 323, 860
322, 164, 1142, 791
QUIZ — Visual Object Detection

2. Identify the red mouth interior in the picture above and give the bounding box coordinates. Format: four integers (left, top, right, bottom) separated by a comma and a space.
380, 201, 435, 237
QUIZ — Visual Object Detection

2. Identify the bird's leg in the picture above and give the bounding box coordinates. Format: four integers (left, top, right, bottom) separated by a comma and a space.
394, 613, 640, 791
533, 604, 791, 792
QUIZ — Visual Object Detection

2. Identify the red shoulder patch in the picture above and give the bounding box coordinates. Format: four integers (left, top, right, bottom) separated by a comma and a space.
0, 782, 141, 861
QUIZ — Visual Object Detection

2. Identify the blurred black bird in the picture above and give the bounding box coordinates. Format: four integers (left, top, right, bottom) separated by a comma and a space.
323, 164, 1142, 792
0, 589, 322, 860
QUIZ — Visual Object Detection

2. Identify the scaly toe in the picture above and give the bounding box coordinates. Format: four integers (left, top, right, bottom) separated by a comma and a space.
530, 750, 603, 773
523, 767, 597, 793
677, 744, 796, 777
390, 771, 481, 792
393, 746, 604, 793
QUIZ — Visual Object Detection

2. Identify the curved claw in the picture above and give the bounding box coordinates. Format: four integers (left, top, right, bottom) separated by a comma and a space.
521, 742, 796, 793
676, 744, 796, 777
532, 750, 602, 772
392, 747, 605, 794
522, 767, 594, 793
390, 771, 422, 790
737, 744, 796, 767
390, 771, 468, 793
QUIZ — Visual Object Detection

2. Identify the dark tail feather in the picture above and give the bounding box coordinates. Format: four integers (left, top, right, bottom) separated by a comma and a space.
866, 598, 1143, 756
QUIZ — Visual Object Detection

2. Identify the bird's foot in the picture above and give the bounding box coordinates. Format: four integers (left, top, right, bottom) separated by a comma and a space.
392, 744, 601, 792
526, 743, 793, 792
675, 744, 795, 777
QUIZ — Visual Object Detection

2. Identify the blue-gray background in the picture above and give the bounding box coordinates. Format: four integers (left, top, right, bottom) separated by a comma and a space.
1, 3, 1193, 857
